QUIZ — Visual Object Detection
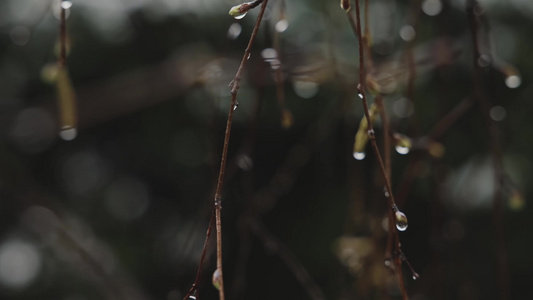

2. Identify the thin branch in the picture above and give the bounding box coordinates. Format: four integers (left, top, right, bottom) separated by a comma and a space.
59, 1, 67, 68
352, 0, 410, 298
211, 1, 269, 299
182, 209, 216, 300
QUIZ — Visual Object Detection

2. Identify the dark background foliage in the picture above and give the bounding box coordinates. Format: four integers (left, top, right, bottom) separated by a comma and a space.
0, 0, 532, 299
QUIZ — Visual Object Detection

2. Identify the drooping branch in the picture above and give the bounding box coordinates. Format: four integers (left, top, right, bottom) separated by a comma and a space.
184, 1, 270, 299
349, 0, 415, 298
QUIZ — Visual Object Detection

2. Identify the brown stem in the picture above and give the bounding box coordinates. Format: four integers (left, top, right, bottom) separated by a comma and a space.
211, 1, 270, 299
59, 1, 67, 67
353, 0, 409, 298
375, 94, 391, 177
273, 0, 289, 127
182, 210, 216, 300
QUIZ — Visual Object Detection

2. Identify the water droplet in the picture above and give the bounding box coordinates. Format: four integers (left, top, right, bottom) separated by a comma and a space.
234, 12, 247, 20
357, 84, 364, 99
422, 0, 442, 16
412, 272, 420, 280
477, 54, 491, 67
505, 75, 521, 89
392, 97, 414, 118
246, 53, 251, 60
275, 19, 289, 33
212, 268, 222, 290
233, 104, 239, 111
270, 59, 281, 70
353, 152, 365, 160
59, 127, 77, 141
237, 154, 254, 170
395, 145, 410, 155
367, 129, 375, 137
61, 1, 73, 10
395, 211, 408, 231
227, 23, 242, 40
261, 48, 277, 59
188, 293, 197, 300
10, 26, 31, 46
399, 25, 416, 42
384, 259, 392, 267
293, 81, 319, 99
384, 189, 390, 198
489, 106, 506, 121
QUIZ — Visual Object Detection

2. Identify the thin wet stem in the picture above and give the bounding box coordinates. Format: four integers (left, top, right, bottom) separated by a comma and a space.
182, 209, 216, 300
59, 0, 67, 67
353, 0, 409, 298
212, 1, 269, 299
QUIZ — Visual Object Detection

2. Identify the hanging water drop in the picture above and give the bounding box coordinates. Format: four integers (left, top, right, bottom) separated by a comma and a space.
246, 53, 251, 60
395, 211, 408, 231
395, 145, 410, 155
275, 19, 289, 33
353, 152, 365, 160
505, 75, 521, 89
234, 12, 247, 20
61, 1, 73, 10
212, 268, 222, 290
357, 92, 363, 99
384, 259, 392, 267
233, 104, 239, 111
59, 127, 77, 141
227, 23, 242, 40
412, 272, 420, 280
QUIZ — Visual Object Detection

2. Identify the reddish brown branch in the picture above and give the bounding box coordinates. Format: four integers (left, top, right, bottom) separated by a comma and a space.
352, 0, 409, 298
182, 210, 216, 300
212, 1, 270, 299
59, 1, 67, 67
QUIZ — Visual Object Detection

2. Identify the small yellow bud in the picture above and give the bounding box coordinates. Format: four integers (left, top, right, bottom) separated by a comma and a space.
229, 2, 252, 19
353, 104, 378, 157
281, 109, 294, 129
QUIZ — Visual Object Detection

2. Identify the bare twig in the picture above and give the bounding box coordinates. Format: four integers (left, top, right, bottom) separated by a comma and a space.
182, 209, 216, 300
351, 0, 411, 298
59, 1, 67, 68
211, 1, 269, 299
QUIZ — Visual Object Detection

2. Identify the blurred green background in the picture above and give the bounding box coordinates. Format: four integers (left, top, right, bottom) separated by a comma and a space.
0, 0, 532, 299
